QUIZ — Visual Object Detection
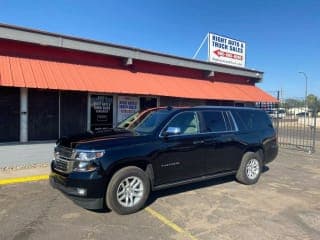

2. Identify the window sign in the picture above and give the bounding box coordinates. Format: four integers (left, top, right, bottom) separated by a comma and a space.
117, 96, 140, 123
90, 95, 113, 131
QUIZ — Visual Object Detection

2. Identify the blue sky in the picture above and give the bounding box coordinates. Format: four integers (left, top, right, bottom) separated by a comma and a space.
1, 0, 319, 99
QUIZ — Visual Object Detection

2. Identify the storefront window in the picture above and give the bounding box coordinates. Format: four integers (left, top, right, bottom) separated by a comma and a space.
117, 96, 140, 123
90, 95, 113, 132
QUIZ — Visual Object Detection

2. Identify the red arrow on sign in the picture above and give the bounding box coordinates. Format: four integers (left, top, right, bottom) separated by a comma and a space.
214, 49, 243, 60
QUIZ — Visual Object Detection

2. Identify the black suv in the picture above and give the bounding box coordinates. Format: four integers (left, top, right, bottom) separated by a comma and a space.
50, 106, 278, 214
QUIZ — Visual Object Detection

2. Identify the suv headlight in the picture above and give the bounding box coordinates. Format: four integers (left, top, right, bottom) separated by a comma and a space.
75, 150, 105, 161
73, 150, 105, 172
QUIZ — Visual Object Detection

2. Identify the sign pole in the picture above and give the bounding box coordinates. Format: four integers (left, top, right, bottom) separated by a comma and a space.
207, 33, 211, 61
192, 33, 209, 59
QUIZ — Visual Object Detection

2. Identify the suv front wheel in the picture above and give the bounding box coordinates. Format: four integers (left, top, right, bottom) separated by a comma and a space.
106, 166, 150, 215
236, 151, 262, 185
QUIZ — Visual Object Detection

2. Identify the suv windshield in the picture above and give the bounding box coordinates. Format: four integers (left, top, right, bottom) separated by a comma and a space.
116, 107, 165, 130
133, 110, 172, 134
116, 112, 140, 129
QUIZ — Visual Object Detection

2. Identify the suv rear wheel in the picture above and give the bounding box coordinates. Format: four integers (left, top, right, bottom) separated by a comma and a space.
236, 151, 262, 185
106, 166, 150, 215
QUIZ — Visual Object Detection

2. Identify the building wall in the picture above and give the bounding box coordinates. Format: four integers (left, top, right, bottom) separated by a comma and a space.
0, 39, 257, 143
27, 89, 89, 141
0, 39, 122, 69
160, 97, 207, 107
60, 91, 88, 137
160, 97, 256, 108
0, 87, 20, 142
28, 89, 59, 140
0, 39, 251, 86
0, 86, 254, 143
0, 87, 89, 142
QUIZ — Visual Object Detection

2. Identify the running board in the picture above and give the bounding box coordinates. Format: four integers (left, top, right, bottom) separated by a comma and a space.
153, 170, 237, 191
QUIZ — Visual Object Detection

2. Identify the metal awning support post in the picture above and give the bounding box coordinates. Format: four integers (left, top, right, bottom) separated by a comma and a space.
20, 88, 28, 142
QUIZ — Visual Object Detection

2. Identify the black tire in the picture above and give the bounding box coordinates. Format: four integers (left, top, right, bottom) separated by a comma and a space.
236, 151, 262, 185
106, 166, 150, 215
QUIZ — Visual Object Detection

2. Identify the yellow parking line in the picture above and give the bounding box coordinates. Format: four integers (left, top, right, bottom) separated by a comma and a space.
0, 175, 49, 185
145, 207, 199, 240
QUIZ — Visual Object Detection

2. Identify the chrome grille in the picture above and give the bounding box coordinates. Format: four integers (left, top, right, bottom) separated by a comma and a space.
54, 146, 74, 173
56, 146, 74, 159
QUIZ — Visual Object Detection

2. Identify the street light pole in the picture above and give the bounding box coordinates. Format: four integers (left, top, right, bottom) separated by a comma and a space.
298, 72, 308, 115
298, 71, 308, 151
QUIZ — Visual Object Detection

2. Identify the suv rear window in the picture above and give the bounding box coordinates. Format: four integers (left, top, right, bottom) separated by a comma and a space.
200, 111, 227, 132
234, 110, 272, 131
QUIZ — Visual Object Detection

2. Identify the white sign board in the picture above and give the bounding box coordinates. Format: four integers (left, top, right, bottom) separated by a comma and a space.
208, 33, 246, 67
117, 96, 140, 122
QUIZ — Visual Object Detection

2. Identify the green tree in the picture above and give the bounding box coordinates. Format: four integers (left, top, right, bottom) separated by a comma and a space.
307, 94, 320, 113
283, 98, 304, 108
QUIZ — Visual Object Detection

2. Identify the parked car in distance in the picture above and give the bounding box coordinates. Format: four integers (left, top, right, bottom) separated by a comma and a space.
50, 106, 278, 215
295, 111, 309, 117
266, 108, 286, 119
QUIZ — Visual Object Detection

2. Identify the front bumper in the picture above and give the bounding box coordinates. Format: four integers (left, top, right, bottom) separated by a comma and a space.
49, 170, 106, 210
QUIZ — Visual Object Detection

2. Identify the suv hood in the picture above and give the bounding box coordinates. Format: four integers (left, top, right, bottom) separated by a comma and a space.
57, 128, 138, 149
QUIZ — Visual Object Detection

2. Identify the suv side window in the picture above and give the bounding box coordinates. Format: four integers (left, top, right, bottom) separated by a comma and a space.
200, 111, 227, 133
235, 110, 272, 131
163, 111, 199, 135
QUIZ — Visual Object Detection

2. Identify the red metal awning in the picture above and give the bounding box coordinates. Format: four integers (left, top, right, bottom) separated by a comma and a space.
0, 55, 277, 102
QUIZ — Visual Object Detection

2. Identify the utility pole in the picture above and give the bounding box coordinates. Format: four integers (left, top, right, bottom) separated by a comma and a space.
298, 72, 308, 151
298, 72, 308, 115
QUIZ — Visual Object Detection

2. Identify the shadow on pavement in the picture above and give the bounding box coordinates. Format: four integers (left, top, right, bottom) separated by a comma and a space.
146, 175, 236, 206
147, 166, 270, 206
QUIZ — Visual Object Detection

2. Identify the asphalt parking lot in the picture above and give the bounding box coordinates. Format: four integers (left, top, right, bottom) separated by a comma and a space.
0, 148, 319, 240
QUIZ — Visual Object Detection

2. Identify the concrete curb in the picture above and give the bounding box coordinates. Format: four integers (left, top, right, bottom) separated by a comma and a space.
0, 166, 50, 181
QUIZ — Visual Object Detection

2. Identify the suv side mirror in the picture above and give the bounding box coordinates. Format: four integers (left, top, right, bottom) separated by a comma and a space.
164, 127, 181, 137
